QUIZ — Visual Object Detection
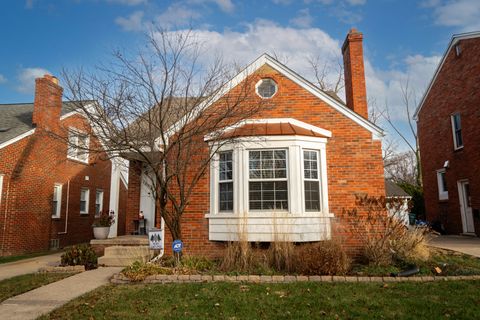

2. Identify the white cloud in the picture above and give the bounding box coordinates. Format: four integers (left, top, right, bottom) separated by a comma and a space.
345, 0, 366, 5
156, 4, 202, 28
16, 67, 50, 94
106, 0, 147, 5
188, 0, 235, 13
272, 0, 293, 4
115, 11, 144, 31
426, 0, 480, 31
0, 74, 6, 84
290, 8, 314, 28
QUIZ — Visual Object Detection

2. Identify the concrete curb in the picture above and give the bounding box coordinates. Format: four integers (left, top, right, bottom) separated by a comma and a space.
111, 273, 480, 284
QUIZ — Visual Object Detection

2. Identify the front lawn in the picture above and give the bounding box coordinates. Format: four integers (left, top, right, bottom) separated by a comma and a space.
43, 281, 480, 319
0, 272, 74, 302
0, 251, 60, 264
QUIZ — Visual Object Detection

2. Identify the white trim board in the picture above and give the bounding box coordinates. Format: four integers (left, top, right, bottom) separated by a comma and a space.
414, 31, 480, 120
204, 118, 333, 141
167, 53, 384, 141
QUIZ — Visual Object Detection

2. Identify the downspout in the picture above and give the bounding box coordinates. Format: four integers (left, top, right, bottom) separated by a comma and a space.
58, 180, 70, 234
1, 180, 11, 254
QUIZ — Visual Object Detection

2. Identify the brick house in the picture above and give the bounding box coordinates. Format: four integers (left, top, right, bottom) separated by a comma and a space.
0, 75, 127, 256
125, 28, 386, 257
415, 31, 480, 236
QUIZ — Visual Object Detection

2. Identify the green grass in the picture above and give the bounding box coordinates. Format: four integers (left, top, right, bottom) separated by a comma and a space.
0, 273, 74, 302
352, 250, 480, 277
0, 251, 60, 264
42, 281, 480, 319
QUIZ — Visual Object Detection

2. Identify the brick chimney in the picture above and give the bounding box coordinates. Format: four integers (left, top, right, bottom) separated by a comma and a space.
32, 74, 63, 130
342, 28, 368, 119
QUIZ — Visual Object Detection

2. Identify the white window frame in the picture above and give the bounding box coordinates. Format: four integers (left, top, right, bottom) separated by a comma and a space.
248, 148, 289, 212
255, 78, 278, 99
52, 183, 62, 218
451, 113, 463, 150
437, 169, 448, 200
95, 189, 104, 217
218, 151, 234, 212
302, 149, 322, 213
80, 188, 90, 214
208, 135, 330, 217
67, 128, 90, 163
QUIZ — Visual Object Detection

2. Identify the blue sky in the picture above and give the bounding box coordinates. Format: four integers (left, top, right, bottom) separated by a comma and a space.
1, 0, 479, 149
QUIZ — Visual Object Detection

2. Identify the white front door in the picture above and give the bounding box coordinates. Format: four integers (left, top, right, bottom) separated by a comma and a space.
458, 180, 475, 234
140, 169, 156, 232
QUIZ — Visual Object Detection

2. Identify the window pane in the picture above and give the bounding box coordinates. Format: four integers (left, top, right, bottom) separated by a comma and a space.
249, 181, 288, 210
305, 181, 320, 211
219, 182, 233, 211
219, 151, 233, 181
80, 201, 86, 212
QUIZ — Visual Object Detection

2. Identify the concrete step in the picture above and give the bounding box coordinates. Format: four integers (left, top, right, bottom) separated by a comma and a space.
98, 255, 150, 267
104, 245, 151, 257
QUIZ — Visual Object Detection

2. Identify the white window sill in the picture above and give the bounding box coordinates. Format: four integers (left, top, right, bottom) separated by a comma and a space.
205, 212, 334, 219
80, 212, 89, 215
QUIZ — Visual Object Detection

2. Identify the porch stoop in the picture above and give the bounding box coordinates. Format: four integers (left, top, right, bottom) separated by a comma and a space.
98, 245, 153, 267
91, 235, 152, 267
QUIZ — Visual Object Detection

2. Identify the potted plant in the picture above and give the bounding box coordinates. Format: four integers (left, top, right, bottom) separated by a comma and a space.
92, 211, 115, 240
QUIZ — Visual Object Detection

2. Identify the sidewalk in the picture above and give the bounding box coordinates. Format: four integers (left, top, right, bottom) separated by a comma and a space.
0, 266, 122, 320
429, 235, 480, 258
0, 252, 63, 281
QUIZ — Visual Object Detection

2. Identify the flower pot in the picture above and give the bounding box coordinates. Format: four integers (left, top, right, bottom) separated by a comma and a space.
93, 226, 110, 240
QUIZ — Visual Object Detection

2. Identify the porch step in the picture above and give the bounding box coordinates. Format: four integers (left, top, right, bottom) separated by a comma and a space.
98, 245, 153, 267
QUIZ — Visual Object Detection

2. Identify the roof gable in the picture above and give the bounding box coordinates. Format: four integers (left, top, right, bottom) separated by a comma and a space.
414, 31, 480, 120
168, 53, 383, 140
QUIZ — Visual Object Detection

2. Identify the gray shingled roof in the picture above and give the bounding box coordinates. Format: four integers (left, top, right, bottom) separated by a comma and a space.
385, 180, 411, 197
0, 101, 84, 145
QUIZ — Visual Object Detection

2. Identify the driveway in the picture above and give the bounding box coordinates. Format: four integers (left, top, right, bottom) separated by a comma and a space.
428, 235, 480, 258
0, 252, 62, 281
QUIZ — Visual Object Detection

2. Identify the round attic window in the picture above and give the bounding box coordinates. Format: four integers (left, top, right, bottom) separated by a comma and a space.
256, 78, 278, 99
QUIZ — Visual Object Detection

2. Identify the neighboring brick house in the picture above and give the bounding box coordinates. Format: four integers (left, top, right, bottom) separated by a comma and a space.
126, 29, 386, 256
415, 31, 480, 236
0, 75, 127, 256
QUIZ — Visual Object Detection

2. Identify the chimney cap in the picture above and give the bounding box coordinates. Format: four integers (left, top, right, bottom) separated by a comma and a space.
42, 74, 59, 85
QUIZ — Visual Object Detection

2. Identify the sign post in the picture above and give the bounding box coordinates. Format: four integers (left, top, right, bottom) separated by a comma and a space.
172, 239, 183, 265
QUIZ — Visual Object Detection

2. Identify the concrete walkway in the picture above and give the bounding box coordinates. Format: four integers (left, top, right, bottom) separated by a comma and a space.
0, 252, 63, 281
429, 235, 480, 258
0, 266, 122, 320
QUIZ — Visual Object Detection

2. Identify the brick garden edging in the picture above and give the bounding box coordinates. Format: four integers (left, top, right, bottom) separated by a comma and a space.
39, 265, 86, 273
111, 273, 480, 284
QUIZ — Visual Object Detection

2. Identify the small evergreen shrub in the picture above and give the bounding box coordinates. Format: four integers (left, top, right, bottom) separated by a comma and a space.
61, 244, 97, 270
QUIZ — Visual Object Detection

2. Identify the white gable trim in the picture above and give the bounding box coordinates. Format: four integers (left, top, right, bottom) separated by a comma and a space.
0, 129, 35, 150
167, 53, 383, 141
204, 118, 332, 141
414, 31, 480, 120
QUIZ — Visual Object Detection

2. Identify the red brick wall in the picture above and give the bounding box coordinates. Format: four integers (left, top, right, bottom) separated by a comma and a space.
0, 113, 114, 256
417, 37, 480, 235
142, 64, 385, 258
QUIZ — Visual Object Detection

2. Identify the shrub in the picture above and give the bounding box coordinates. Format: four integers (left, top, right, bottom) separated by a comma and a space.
122, 261, 173, 281
343, 194, 430, 266
180, 256, 216, 273
268, 241, 295, 273
292, 241, 351, 275
61, 244, 97, 270
220, 241, 268, 273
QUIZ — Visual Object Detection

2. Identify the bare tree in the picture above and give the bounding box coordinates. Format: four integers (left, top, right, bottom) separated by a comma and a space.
307, 55, 344, 94
383, 80, 422, 187
60, 28, 262, 249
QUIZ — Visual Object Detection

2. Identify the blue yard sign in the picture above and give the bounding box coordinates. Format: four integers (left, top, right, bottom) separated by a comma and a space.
172, 239, 183, 253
